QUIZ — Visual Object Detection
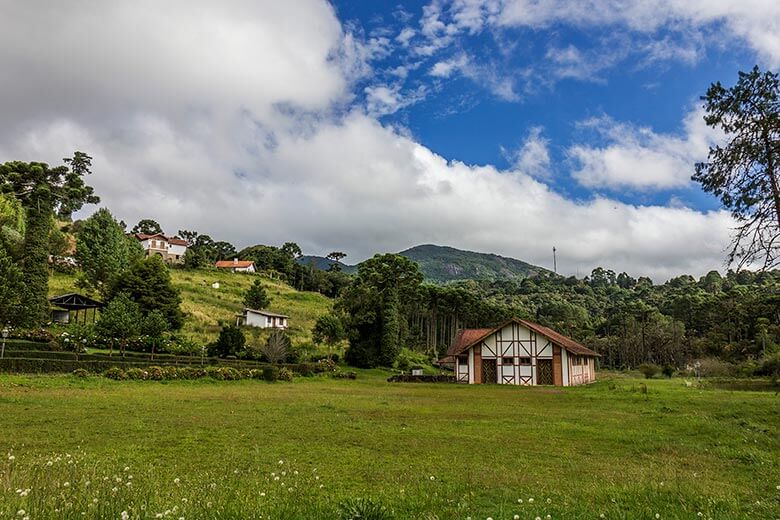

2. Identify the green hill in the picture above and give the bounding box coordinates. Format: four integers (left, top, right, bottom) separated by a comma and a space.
398, 244, 550, 283
49, 269, 334, 347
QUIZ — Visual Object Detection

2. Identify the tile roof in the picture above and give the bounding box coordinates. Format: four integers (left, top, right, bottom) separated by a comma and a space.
447, 317, 600, 358
133, 233, 188, 246
215, 260, 255, 268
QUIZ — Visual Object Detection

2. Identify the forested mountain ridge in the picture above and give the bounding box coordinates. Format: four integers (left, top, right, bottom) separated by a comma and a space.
398, 244, 549, 282
297, 244, 549, 283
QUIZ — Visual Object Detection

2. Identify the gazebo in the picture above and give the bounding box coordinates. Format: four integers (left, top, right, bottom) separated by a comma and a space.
49, 293, 105, 324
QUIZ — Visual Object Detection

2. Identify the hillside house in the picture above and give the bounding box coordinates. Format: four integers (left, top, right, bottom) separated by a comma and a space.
215, 259, 256, 273
133, 233, 188, 264
446, 318, 599, 386
236, 308, 288, 329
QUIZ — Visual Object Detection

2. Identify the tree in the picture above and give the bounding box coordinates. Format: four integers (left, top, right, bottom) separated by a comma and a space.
95, 293, 142, 356
281, 242, 303, 258
312, 314, 346, 360
131, 219, 163, 235
211, 324, 245, 358
76, 208, 143, 298
326, 251, 346, 272
694, 66, 780, 270
0, 153, 99, 326
0, 244, 23, 326
244, 279, 271, 310
142, 310, 169, 359
111, 255, 184, 329
213, 241, 237, 261
262, 329, 291, 363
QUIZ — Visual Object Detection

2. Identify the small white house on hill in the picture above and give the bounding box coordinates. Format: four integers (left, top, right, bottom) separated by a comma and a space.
236, 308, 288, 329
445, 317, 599, 386
215, 259, 256, 273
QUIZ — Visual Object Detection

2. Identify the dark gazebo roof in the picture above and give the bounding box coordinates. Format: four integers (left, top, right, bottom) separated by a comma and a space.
49, 293, 105, 310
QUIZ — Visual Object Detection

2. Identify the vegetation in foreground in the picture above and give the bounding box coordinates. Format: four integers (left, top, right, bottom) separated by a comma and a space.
0, 373, 777, 519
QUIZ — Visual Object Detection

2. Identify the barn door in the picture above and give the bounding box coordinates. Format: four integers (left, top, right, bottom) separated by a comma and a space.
481, 359, 497, 384
536, 359, 553, 385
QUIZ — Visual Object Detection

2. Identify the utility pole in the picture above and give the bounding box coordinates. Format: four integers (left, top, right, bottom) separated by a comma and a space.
552, 247, 557, 274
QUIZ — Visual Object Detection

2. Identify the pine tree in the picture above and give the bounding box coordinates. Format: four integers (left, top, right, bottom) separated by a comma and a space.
244, 279, 271, 309
111, 255, 184, 329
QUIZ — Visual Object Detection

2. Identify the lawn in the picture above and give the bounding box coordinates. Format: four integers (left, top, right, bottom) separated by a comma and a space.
0, 374, 777, 519
48, 269, 334, 348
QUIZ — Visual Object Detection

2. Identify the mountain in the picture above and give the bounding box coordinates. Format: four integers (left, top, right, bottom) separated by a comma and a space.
398, 244, 549, 283
296, 255, 357, 274
299, 245, 549, 283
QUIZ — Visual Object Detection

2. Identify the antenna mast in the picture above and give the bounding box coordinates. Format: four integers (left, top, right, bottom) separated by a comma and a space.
553, 246, 557, 274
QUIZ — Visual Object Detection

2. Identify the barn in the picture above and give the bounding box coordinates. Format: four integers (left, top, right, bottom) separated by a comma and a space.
447, 318, 599, 386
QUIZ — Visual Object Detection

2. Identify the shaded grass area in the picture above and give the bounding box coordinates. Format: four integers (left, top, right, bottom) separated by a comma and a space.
49, 269, 334, 347
1, 374, 778, 518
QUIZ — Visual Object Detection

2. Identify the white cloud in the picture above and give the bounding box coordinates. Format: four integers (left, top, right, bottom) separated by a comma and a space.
504, 127, 551, 179
0, 1, 736, 280
364, 84, 428, 117
396, 27, 416, 46
568, 108, 721, 190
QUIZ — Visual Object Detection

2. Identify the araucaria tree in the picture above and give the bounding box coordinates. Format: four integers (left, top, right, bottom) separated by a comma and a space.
244, 279, 271, 309
76, 208, 143, 298
694, 66, 780, 269
0, 152, 99, 326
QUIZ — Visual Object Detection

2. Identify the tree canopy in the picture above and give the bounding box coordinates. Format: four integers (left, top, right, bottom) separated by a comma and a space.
694, 66, 780, 270
132, 219, 163, 235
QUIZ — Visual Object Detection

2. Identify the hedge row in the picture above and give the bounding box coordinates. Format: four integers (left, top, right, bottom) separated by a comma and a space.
0, 349, 267, 367
94, 365, 295, 382
387, 374, 455, 383
0, 357, 325, 376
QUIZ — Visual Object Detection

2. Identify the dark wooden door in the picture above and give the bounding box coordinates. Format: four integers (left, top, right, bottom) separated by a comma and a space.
536, 359, 553, 385
481, 358, 497, 384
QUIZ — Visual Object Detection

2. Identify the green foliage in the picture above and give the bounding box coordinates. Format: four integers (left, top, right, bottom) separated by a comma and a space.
262, 365, 279, 382
312, 314, 345, 360
277, 367, 294, 382
638, 363, 661, 379
0, 244, 23, 325
693, 66, 780, 270
142, 310, 170, 356
111, 255, 184, 329
0, 153, 99, 326
71, 368, 89, 378
338, 498, 393, 520
103, 367, 127, 380
211, 324, 246, 358
76, 208, 143, 297
661, 364, 675, 378
95, 293, 142, 348
244, 278, 271, 309
131, 219, 163, 235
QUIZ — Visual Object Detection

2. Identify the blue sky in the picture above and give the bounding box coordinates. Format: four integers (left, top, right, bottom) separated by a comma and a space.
1, 1, 778, 279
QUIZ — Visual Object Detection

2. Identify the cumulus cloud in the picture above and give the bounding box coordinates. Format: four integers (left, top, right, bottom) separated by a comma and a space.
0, 0, 736, 280
504, 127, 552, 179
568, 108, 721, 190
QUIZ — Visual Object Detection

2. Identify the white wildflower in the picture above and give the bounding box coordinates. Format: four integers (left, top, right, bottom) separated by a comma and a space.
174, 477, 180, 484
528, 498, 534, 503
655, 515, 660, 519
63, 481, 70, 487
124, 466, 130, 472
429, 475, 435, 481
514, 515, 520, 520
92, 498, 98, 504
517, 499, 523, 503
112, 487, 118, 493
546, 498, 551, 504
278, 460, 284, 465
8, 455, 15, 461
121, 511, 129, 520
16, 510, 25, 517
182, 498, 188, 503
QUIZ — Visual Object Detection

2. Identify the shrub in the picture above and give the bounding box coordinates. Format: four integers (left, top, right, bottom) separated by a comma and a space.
220, 367, 240, 381
125, 368, 148, 380
71, 368, 89, 378
205, 366, 224, 380
661, 365, 675, 378
697, 358, 738, 377
161, 366, 179, 380
638, 363, 660, 379
147, 366, 164, 380
103, 367, 127, 380
756, 352, 780, 382
263, 366, 279, 382
332, 370, 357, 380
277, 367, 294, 382
317, 358, 338, 372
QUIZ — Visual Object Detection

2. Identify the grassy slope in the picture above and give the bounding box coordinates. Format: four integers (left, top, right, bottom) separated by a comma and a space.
0, 374, 777, 518
49, 269, 333, 346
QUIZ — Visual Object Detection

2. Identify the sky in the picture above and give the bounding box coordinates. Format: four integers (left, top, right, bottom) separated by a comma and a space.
1, 0, 778, 281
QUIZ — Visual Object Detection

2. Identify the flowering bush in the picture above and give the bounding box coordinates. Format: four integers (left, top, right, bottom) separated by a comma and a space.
71, 368, 89, 378
125, 368, 149, 380
278, 367, 294, 382
103, 367, 127, 380
146, 366, 165, 380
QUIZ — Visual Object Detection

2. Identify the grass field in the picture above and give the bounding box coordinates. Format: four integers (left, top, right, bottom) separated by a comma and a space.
1, 373, 777, 519
49, 269, 334, 348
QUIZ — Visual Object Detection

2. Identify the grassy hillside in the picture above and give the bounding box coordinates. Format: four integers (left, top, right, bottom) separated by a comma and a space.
399, 244, 550, 282
49, 268, 334, 346
0, 374, 777, 518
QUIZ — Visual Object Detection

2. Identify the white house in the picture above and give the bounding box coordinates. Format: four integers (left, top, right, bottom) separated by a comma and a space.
215, 258, 256, 273
133, 233, 188, 264
236, 308, 288, 329
445, 317, 599, 386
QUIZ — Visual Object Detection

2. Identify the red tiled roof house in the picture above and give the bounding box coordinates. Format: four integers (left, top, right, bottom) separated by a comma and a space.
133, 233, 188, 264
447, 317, 599, 386
215, 258, 256, 273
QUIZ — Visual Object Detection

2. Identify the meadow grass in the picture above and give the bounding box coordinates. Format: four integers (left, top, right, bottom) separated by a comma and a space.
1, 373, 777, 519
48, 269, 334, 348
